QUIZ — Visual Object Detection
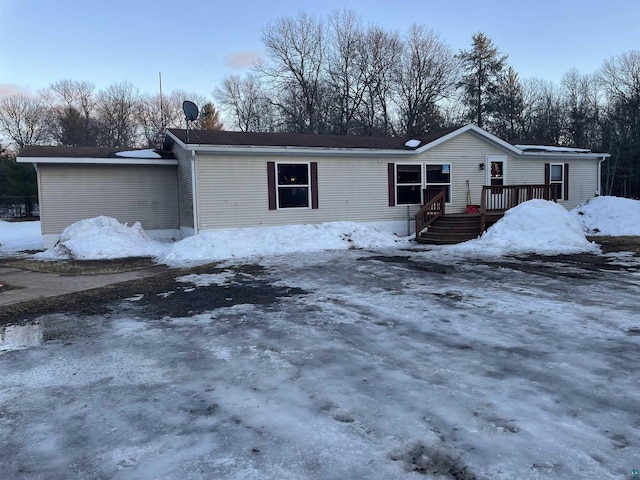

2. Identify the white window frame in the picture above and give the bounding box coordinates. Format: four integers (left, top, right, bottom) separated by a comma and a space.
486, 155, 507, 186
276, 161, 311, 209
550, 163, 564, 199
396, 163, 423, 205
424, 162, 452, 204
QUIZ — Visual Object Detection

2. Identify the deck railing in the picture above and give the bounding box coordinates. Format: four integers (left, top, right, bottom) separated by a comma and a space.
480, 184, 559, 230
415, 188, 446, 239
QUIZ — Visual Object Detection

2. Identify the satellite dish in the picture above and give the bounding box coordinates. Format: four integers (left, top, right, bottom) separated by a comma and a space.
183, 100, 199, 121
182, 100, 199, 143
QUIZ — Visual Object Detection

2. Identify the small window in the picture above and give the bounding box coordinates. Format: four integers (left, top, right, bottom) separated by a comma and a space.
396, 164, 422, 205
490, 161, 504, 187
550, 163, 563, 198
277, 163, 310, 208
425, 164, 451, 203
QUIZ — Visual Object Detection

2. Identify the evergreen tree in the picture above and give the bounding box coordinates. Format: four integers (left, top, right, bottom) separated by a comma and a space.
194, 103, 224, 130
0, 146, 37, 197
456, 32, 508, 128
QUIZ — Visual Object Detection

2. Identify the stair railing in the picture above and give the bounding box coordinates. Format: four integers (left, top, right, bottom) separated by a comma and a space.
415, 188, 446, 239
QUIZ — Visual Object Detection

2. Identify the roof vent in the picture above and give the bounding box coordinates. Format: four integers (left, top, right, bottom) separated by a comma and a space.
405, 139, 421, 149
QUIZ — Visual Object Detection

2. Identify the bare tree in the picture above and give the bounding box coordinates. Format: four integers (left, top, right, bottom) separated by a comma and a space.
325, 9, 367, 134
215, 74, 273, 132
258, 13, 326, 133
490, 66, 525, 140
95, 81, 141, 147
561, 69, 600, 148
0, 95, 50, 148
597, 50, 640, 197
356, 26, 402, 135
44, 80, 98, 146
137, 90, 207, 147
392, 25, 458, 136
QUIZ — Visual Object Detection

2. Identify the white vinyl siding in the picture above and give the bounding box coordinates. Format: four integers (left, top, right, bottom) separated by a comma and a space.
190, 130, 601, 231
38, 163, 178, 235
508, 157, 599, 209
417, 131, 515, 213
173, 144, 194, 228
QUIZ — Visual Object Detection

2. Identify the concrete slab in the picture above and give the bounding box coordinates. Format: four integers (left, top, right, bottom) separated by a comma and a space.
0, 265, 168, 307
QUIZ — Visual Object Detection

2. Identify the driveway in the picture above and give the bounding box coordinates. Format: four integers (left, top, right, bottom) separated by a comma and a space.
1, 246, 639, 479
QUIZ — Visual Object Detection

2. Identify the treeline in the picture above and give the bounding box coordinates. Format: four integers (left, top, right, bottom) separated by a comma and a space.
0, 81, 223, 151
0, 10, 639, 198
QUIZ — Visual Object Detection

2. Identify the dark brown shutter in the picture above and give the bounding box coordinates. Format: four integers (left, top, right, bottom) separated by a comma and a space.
544, 163, 551, 199
544, 163, 550, 184
267, 162, 276, 210
388, 163, 396, 207
311, 162, 318, 209
564, 163, 569, 201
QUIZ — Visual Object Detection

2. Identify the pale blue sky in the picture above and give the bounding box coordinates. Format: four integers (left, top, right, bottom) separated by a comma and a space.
0, 0, 638, 100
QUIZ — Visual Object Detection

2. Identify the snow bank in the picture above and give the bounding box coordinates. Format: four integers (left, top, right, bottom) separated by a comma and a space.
36, 216, 166, 260
449, 199, 600, 256
0, 220, 42, 253
571, 196, 640, 236
35, 217, 406, 264
160, 222, 406, 266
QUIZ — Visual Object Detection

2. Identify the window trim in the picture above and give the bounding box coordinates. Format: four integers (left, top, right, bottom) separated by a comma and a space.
549, 162, 564, 199
424, 162, 452, 204
393, 162, 453, 206
486, 155, 507, 186
395, 163, 423, 205
275, 161, 312, 210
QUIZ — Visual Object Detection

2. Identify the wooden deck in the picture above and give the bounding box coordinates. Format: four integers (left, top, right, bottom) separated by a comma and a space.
415, 184, 559, 244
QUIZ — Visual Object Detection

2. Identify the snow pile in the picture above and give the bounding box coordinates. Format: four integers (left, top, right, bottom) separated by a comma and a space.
37, 216, 166, 260
35, 217, 406, 264
450, 199, 599, 256
115, 149, 161, 159
160, 222, 406, 266
571, 196, 640, 236
0, 220, 42, 253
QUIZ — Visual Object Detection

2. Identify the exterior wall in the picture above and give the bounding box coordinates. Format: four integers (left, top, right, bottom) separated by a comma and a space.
172, 144, 194, 229
193, 131, 520, 235
195, 153, 410, 232
188, 130, 601, 237
38, 163, 179, 236
417, 131, 516, 213
508, 156, 599, 209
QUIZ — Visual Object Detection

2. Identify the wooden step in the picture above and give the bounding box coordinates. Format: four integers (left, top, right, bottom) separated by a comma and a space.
416, 213, 483, 245
417, 231, 481, 244
428, 224, 480, 234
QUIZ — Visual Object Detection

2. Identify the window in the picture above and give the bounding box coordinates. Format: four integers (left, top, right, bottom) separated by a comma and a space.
550, 163, 564, 199
490, 161, 504, 186
277, 163, 310, 208
425, 163, 451, 202
396, 164, 422, 204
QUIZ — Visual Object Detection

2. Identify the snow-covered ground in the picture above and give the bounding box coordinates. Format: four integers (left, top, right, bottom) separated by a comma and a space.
0, 219, 42, 255
1, 248, 639, 479
1, 197, 640, 478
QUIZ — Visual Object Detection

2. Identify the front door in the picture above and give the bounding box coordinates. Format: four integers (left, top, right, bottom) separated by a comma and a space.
486, 156, 507, 209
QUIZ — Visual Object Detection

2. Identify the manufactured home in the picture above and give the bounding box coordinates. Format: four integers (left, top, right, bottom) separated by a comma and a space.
18, 124, 609, 248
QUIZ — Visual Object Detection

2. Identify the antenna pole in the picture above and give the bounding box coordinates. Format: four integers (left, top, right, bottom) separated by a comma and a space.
159, 72, 164, 131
